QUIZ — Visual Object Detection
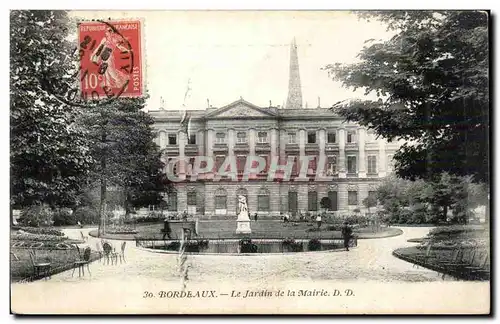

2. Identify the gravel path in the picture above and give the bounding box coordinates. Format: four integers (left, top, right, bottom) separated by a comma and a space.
12, 226, 469, 314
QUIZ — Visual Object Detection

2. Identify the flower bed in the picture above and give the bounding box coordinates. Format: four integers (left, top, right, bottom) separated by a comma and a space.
11, 232, 67, 242
106, 226, 138, 234
10, 239, 83, 249
18, 227, 65, 236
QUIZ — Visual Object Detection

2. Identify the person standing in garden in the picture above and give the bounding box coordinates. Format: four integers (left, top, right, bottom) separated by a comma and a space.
162, 218, 172, 240
316, 214, 322, 229
341, 222, 353, 251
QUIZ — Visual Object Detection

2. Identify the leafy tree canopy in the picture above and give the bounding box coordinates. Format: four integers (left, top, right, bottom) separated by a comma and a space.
10, 10, 94, 208
326, 11, 489, 183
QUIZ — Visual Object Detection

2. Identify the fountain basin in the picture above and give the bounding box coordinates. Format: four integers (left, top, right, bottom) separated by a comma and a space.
136, 238, 356, 255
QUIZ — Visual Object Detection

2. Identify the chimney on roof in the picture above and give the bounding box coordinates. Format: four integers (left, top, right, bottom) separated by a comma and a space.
317, 96, 321, 108
207, 98, 210, 109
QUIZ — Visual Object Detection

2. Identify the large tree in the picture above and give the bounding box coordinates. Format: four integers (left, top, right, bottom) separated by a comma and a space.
326, 11, 489, 183
79, 97, 169, 233
10, 10, 94, 216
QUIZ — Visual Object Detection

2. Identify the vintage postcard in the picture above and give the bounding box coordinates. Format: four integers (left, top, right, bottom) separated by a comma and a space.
9, 10, 490, 315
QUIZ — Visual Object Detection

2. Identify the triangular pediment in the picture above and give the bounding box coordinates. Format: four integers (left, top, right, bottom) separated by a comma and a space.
205, 99, 277, 119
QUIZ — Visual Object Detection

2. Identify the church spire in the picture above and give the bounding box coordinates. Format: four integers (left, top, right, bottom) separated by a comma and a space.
285, 37, 303, 109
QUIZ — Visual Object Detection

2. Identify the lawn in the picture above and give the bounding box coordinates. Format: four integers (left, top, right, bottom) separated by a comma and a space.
10, 247, 100, 282
90, 220, 403, 240
393, 224, 490, 281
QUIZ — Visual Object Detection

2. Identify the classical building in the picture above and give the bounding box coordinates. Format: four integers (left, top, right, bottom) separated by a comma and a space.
148, 39, 399, 218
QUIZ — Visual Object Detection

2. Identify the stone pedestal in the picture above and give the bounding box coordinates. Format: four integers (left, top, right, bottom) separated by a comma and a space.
236, 220, 252, 234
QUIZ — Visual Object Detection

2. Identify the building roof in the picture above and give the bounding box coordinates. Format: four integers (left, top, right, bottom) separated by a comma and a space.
149, 98, 341, 121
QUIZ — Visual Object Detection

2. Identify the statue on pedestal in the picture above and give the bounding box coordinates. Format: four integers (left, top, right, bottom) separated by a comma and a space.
236, 195, 251, 234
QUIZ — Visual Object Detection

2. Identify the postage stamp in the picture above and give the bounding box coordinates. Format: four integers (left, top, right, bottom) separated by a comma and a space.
78, 20, 144, 100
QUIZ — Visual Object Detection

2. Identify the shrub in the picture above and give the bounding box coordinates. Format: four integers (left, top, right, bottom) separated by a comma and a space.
239, 239, 258, 253
52, 208, 76, 226
282, 238, 303, 252
307, 238, 321, 251
20, 204, 54, 227
74, 206, 99, 225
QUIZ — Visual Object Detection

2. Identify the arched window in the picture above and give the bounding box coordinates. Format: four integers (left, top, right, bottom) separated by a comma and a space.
257, 188, 270, 212
215, 188, 227, 215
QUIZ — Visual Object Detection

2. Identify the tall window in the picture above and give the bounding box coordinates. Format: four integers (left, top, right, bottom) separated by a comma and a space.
237, 155, 246, 174
348, 191, 358, 206
290, 156, 299, 175
168, 191, 178, 211
257, 131, 268, 143
308, 156, 317, 174
307, 131, 316, 144
347, 156, 357, 174
327, 131, 336, 143
215, 188, 227, 214
215, 132, 226, 143
326, 156, 337, 175
168, 133, 177, 145
346, 130, 356, 144
288, 132, 296, 144
187, 192, 197, 206
215, 155, 225, 172
367, 156, 377, 174
237, 131, 247, 143
259, 155, 268, 173
308, 191, 318, 211
257, 188, 270, 212
188, 134, 196, 145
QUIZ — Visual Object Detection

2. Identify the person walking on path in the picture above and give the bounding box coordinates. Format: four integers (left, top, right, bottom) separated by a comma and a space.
254, 213, 258, 222
341, 221, 353, 251
162, 218, 172, 240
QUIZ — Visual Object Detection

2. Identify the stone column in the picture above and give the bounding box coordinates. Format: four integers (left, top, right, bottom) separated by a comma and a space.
378, 139, 387, 178
279, 129, 286, 161
338, 128, 346, 178
270, 128, 277, 160
319, 128, 326, 175
358, 128, 366, 178
249, 128, 256, 156
228, 128, 235, 157
206, 129, 214, 157
338, 182, 348, 213
197, 129, 204, 156
299, 128, 306, 158
178, 130, 186, 176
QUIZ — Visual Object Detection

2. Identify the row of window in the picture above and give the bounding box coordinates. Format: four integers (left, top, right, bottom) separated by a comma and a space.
158, 129, 378, 147
152, 190, 377, 213
168, 155, 394, 175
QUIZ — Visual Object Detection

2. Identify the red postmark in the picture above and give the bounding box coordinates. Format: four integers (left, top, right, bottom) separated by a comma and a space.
78, 20, 143, 100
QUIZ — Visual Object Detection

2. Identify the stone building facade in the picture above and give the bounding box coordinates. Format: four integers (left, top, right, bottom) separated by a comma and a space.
148, 99, 399, 218
147, 39, 399, 218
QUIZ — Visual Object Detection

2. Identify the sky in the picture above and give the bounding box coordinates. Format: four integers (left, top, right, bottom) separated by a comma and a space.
70, 11, 393, 111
